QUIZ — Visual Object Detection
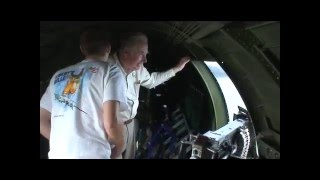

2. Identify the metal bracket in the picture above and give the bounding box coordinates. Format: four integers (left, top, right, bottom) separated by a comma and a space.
224, 26, 280, 85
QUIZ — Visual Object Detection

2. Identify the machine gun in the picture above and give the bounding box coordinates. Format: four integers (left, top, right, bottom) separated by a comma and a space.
178, 106, 259, 159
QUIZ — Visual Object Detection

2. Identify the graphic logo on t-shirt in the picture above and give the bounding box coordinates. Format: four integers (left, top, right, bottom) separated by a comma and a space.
54, 68, 88, 114
63, 68, 84, 95
89, 66, 99, 73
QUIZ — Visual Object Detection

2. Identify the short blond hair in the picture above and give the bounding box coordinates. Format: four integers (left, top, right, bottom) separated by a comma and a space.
80, 26, 111, 56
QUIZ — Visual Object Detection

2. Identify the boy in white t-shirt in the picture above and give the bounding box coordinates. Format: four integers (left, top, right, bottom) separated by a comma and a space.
40, 27, 128, 159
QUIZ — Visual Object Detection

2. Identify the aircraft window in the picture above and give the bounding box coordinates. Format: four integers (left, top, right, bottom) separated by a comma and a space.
204, 61, 247, 122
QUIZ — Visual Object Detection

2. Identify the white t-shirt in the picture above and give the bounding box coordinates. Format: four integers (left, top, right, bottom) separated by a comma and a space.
40, 59, 127, 159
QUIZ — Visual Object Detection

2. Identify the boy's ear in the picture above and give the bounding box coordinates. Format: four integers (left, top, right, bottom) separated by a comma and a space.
106, 45, 111, 54
80, 45, 85, 55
